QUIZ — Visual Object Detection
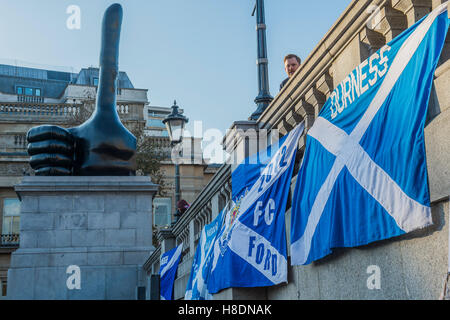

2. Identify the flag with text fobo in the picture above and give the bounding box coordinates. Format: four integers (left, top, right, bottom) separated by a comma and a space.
290, 4, 449, 265
159, 244, 183, 300
208, 123, 304, 293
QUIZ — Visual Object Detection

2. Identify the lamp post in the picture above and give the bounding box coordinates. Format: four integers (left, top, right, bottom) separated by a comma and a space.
250, 0, 273, 120
162, 100, 188, 224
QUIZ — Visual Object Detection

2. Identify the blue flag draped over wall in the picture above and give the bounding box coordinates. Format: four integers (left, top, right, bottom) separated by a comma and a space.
208, 123, 304, 293
290, 4, 450, 266
159, 244, 183, 300
185, 208, 225, 300
231, 134, 288, 201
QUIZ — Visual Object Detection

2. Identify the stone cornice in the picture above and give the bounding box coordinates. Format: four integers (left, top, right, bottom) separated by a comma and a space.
15, 176, 159, 199
222, 120, 258, 154
143, 245, 161, 271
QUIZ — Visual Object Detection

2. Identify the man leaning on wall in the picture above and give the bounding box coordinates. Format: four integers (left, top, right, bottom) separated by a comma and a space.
280, 54, 301, 91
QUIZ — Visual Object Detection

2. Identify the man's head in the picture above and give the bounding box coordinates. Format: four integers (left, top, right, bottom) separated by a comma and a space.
284, 54, 301, 78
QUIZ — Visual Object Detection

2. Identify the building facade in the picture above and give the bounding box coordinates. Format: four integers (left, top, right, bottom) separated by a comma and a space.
0, 63, 148, 297
0, 63, 217, 298
144, 0, 450, 300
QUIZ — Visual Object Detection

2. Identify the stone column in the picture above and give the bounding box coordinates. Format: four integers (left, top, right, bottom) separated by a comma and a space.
305, 87, 326, 120
189, 220, 196, 258
7, 176, 158, 300
210, 193, 220, 220
223, 120, 259, 171
392, 0, 432, 27
158, 228, 176, 254
371, 4, 408, 42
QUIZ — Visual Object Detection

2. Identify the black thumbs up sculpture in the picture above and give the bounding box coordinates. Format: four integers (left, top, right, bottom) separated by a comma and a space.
27, 3, 137, 176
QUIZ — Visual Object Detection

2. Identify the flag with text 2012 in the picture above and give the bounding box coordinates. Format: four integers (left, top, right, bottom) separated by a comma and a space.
208, 122, 304, 293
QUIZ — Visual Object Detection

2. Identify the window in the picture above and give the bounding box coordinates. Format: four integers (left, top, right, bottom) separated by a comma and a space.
2, 198, 20, 235
153, 198, 172, 226
93, 77, 99, 86
145, 129, 169, 137
149, 111, 170, 118
146, 119, 166, 128
16, 87, 41, 97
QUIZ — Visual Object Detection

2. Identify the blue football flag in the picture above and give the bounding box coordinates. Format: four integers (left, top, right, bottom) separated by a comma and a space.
159, 244, 183, 300
290, 4, 449, 265
185, 208, 225, 300
231, 134, 288, 201
208, 122, 304, 293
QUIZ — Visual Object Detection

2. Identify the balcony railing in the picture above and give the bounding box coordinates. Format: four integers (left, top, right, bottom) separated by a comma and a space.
0, 102, 79, 119
17, 95, 44, 103
0, 102, 143, 122
0, 234, 19, 247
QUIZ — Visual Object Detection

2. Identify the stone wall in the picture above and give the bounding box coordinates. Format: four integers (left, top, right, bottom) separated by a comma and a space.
0, 163, 27, 176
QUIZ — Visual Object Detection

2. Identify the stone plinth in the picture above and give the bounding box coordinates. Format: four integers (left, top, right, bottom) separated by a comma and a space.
7, 176, 158, 300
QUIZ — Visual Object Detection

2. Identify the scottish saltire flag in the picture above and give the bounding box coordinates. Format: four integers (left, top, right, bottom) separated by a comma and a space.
185, 209, 225, 300
208, 122, 304, 293
159, 244, 183, 300
290, 4, 449, 265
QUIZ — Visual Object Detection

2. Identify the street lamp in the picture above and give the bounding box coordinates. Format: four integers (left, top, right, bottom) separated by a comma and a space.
162, 100, 188, 224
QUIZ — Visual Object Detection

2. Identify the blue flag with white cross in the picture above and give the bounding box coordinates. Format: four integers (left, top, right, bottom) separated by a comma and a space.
208, 123, 304, 293
290, 4, 449, 265
159, 244, 183, 300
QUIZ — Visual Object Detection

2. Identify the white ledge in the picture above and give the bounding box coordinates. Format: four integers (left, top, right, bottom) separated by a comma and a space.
14, 175, 159, 195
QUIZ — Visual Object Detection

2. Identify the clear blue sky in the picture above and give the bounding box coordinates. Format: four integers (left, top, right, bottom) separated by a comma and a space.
0, 0, 351, 138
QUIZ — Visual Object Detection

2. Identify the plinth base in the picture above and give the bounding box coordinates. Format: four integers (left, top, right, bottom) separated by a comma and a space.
7, 176, 158, 300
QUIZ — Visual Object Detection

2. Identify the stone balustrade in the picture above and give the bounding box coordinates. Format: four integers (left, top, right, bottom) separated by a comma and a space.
0, 234, 19, 247
0, 102, 80, 119
0, 102, 144, 122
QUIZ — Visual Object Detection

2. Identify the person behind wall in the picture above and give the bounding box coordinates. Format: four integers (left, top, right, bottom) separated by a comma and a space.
279, 54, 301, 91
176, 199, 190, 217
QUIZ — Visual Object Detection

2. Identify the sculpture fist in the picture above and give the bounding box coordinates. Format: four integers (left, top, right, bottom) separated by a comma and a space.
26, 4, 136, 176
27, 125, 74, 176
